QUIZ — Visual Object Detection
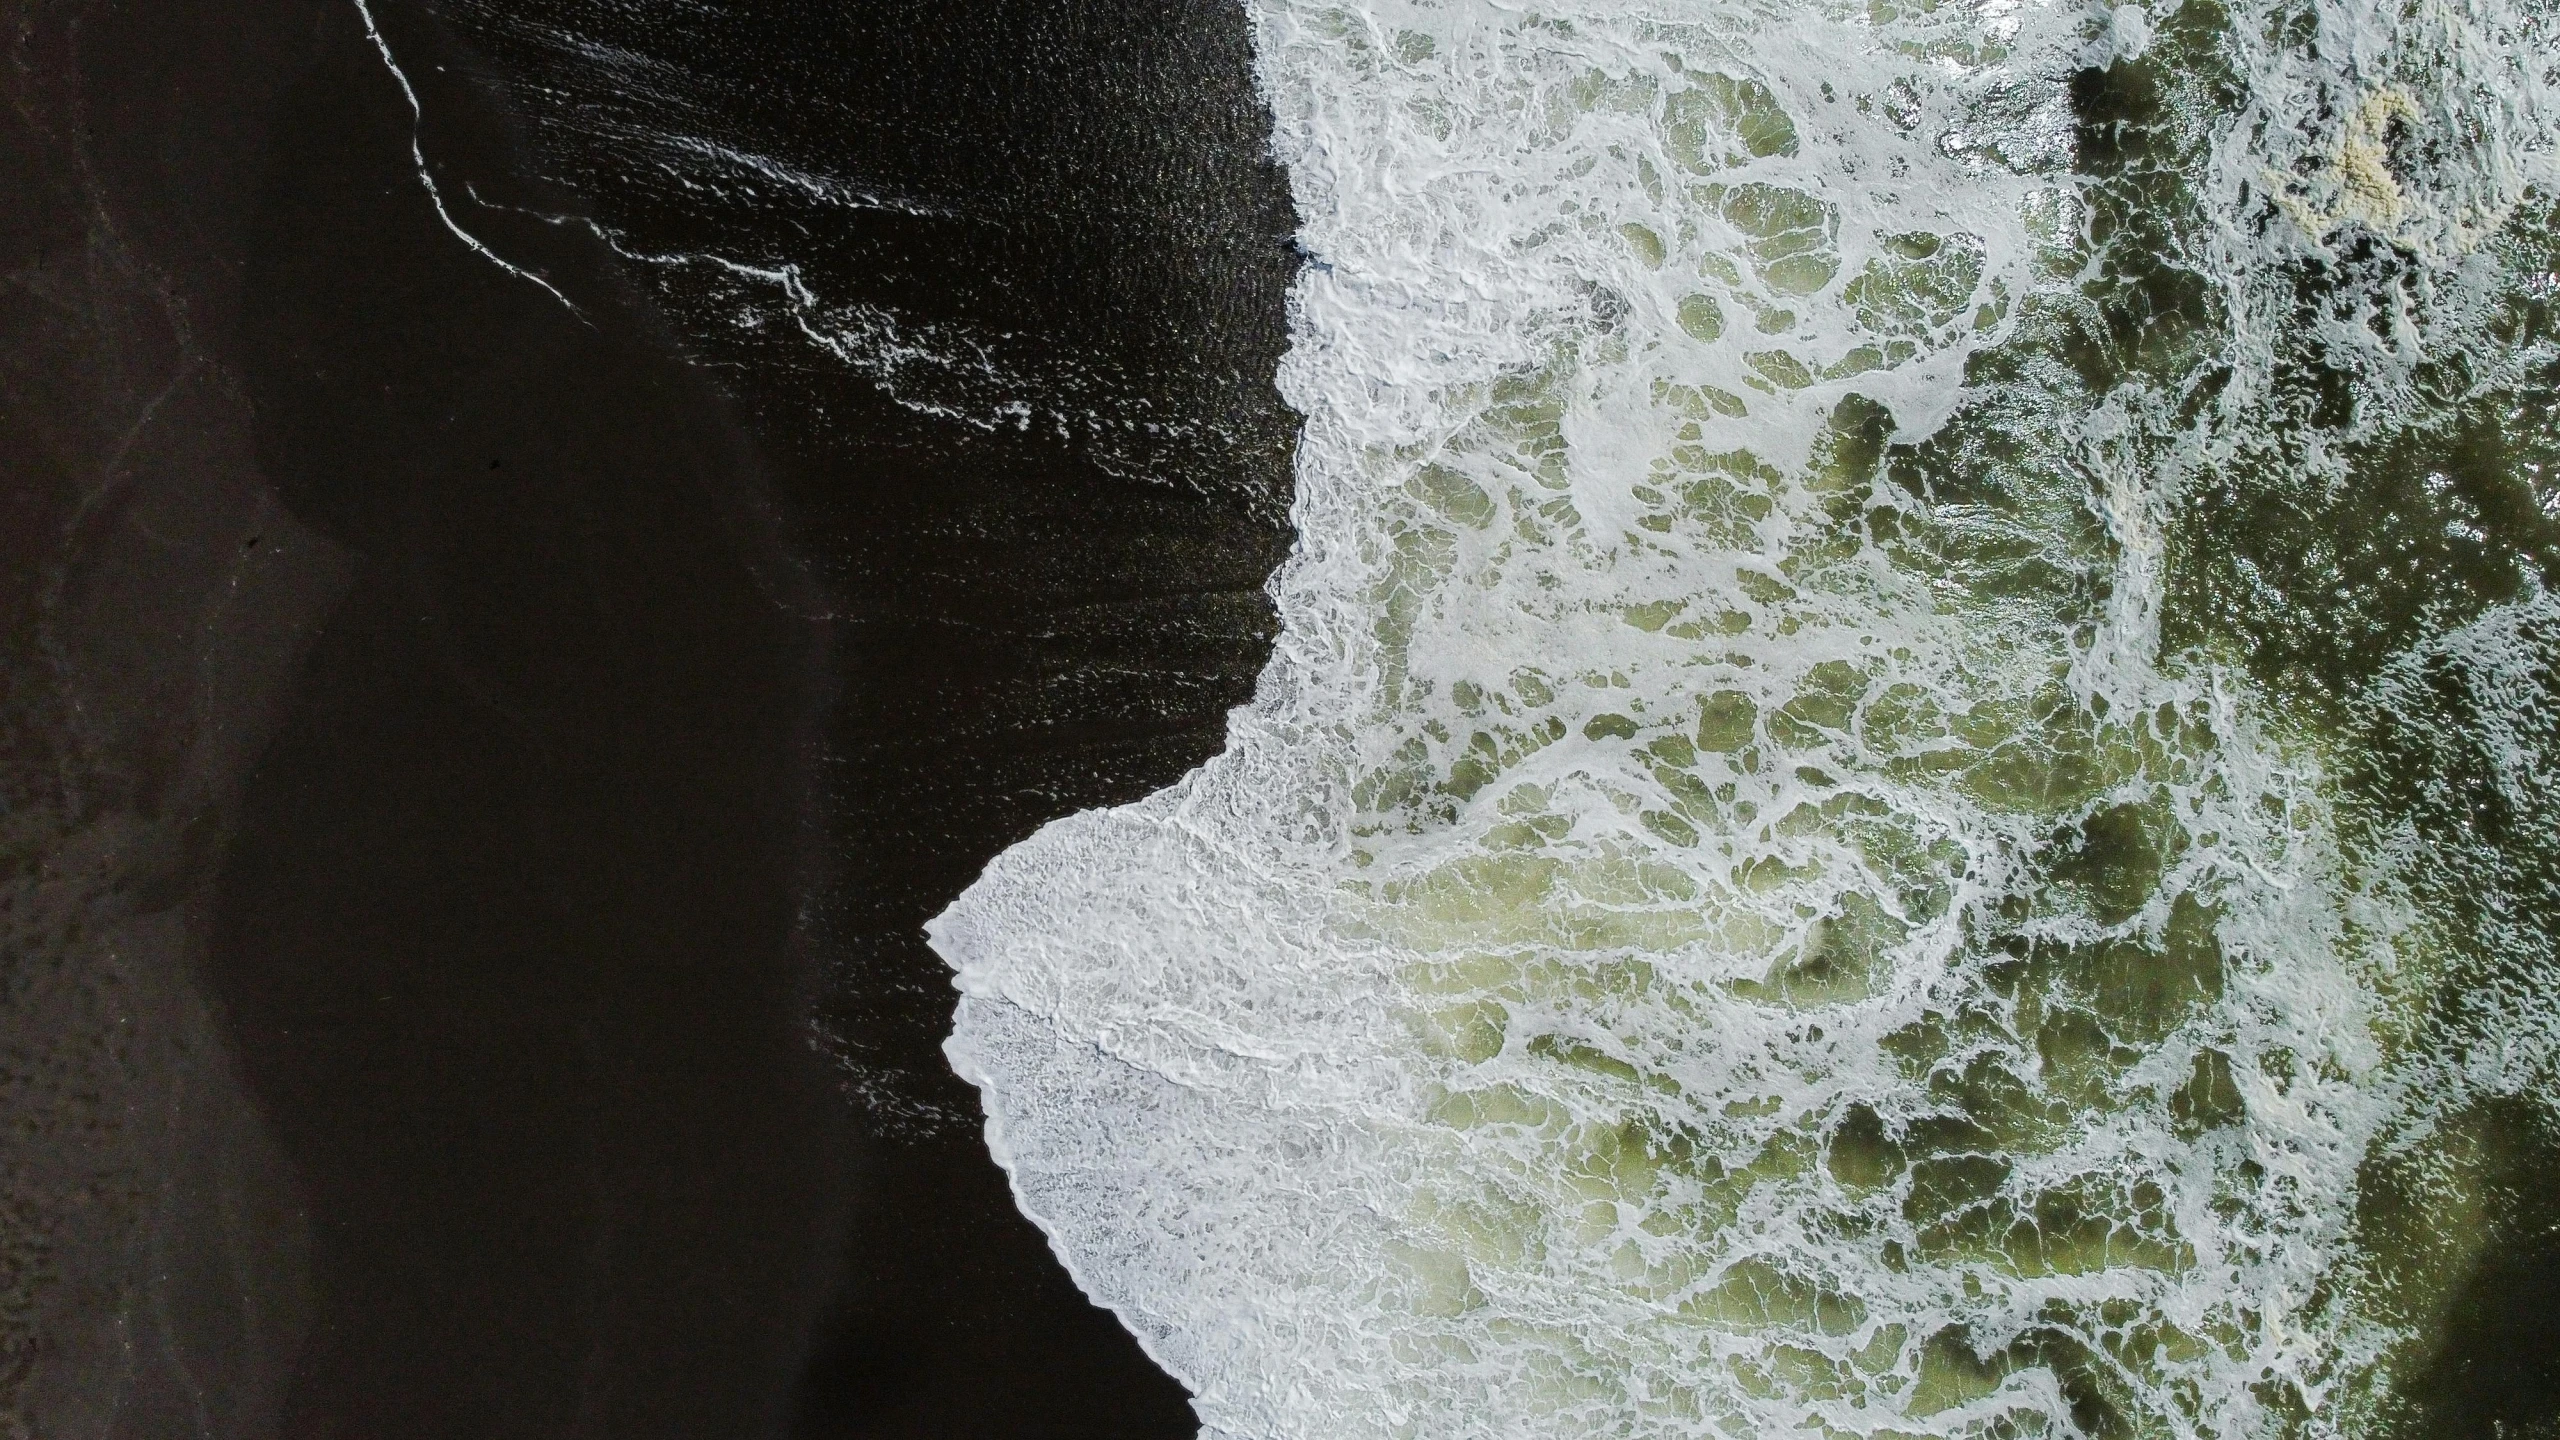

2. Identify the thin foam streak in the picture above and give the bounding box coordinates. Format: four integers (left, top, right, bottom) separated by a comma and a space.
348, 0, 586, 320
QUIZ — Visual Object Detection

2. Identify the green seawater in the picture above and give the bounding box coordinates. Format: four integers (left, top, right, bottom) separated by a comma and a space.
939, 0, 2560, 1434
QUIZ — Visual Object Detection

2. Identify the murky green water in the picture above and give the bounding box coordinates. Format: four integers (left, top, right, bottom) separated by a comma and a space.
937, 1, 2560, 1434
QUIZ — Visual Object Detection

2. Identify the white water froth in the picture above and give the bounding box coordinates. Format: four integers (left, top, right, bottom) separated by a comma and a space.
934, 1, 2560, 1435
350, 0, 584, 317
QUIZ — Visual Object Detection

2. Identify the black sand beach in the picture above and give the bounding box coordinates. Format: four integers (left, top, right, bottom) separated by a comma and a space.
2, 0, 1295, 1433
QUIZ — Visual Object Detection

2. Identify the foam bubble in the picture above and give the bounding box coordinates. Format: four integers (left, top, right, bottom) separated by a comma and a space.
935, 0, 2560, 1434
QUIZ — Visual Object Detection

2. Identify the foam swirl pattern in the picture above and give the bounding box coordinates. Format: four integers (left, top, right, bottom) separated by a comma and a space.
932, 0, 2560, 1434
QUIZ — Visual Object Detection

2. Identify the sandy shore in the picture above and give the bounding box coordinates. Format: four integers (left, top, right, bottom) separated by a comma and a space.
3, 0, 1293, 1433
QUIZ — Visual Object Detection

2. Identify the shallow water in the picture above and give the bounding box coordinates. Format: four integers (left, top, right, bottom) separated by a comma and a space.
934, 0, 2560, 1435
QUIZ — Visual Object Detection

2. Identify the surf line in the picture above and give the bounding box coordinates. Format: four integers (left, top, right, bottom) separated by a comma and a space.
348, 0, 587, 322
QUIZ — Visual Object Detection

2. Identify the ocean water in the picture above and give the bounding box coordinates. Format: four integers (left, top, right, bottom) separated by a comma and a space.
931, 0, 2560, 1435
416, 0, 1300, 1155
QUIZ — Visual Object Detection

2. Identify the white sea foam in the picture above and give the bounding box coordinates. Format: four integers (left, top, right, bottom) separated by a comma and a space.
933, 0, 2560, 1434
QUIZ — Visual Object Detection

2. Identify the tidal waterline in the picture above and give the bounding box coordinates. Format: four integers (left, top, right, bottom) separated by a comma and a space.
3, 0, 1300, 1429
399, 0, 1301, 1430
937, 0, 2560, 1435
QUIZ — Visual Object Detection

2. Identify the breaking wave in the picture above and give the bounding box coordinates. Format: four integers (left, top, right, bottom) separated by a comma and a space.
933, 0, 2560, 1434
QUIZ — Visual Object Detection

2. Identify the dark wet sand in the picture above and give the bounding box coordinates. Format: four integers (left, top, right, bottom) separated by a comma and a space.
4, 0, 1291, 1434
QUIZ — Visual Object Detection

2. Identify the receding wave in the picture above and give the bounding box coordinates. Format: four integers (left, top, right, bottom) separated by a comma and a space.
932, 0, 2560, 1434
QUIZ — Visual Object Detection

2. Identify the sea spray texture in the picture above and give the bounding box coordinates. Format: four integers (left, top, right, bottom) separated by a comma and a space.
931, 0, 2560, 1434
430, 0, 1297, 492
